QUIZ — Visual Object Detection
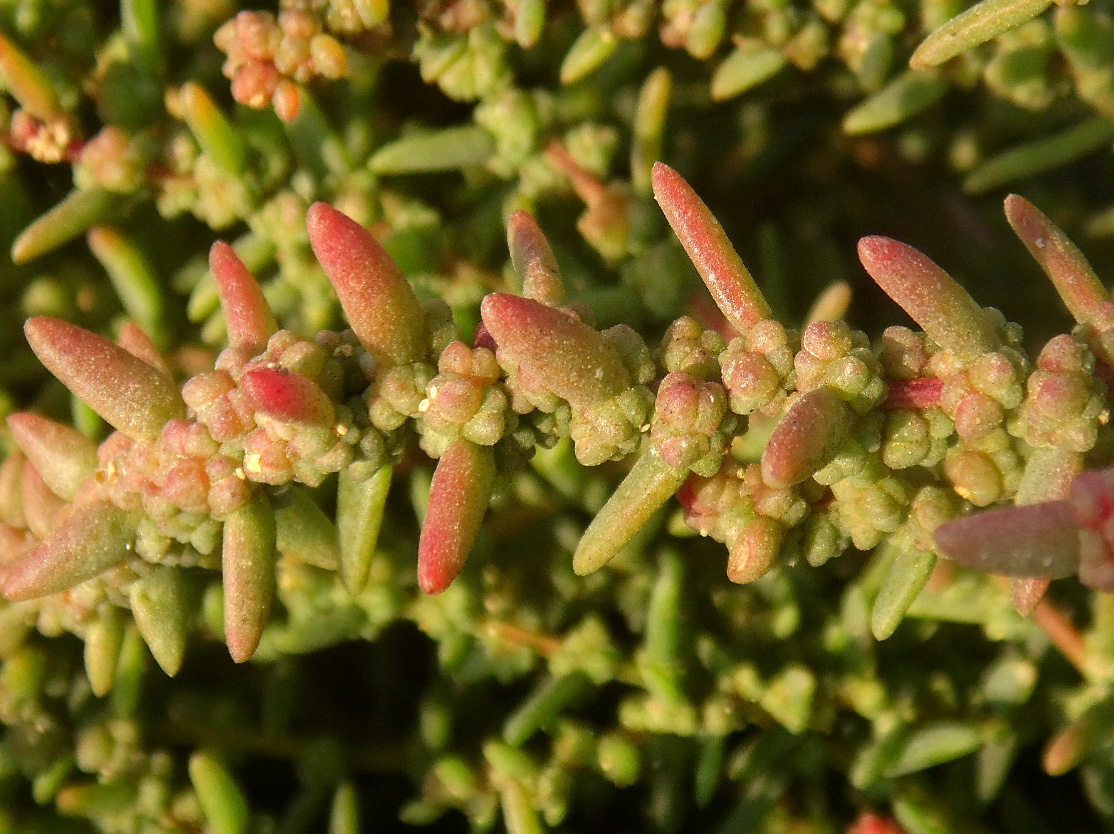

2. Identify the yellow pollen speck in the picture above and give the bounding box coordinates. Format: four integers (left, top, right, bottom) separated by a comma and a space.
234, 466, 246, 480
245, 454, 263, 475
418, 398, 430, 413
1100, 410, 1110, 426
640, 423, 650, 432
699, 529, 708, 537
335, 424, 349, 437
954, 486, 973, 501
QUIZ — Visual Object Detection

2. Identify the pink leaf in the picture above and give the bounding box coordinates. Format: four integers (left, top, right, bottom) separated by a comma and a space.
307, 202, 426, 365
209, 241, 278, 355
25, 317, 185, 439
418, 440, 495, 594
652, 162, 772, 334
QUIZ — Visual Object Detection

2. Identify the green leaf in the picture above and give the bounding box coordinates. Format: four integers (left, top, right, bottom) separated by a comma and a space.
911, 0, 1055, 69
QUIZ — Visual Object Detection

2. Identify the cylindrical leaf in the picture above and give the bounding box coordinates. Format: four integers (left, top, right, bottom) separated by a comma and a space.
3, 501, 137, 600
1005, 194, 1114, 332
963, 118, 1114, 195
0, 31, 61, 119
209, 241, 277, 355
307, 202, 426, 365
507, 210, 565, 305
241, 366, 335, 426
12, 188, 115, 264
573, 447, 689, 576
652, 162, 772, 333
336, 463, 391, 594
418, 440, 495, 594
370, 125, 495, 174
222, 490, 276, 663
911, 0, 1055, 69
761, 388, 855, 488
130, 565, 195, 676
25, 317, 185, 438
179, 82, 246, 174
274, 486, 339, 570
871, 546, 937, 640
189, 752, 248, 834
87, 226, 168, 347
480, 293, 631, 408
7, 413, 99, 502
857, 236, 1000, 360
842, 71, 948, 135
934, 499, 1081, 578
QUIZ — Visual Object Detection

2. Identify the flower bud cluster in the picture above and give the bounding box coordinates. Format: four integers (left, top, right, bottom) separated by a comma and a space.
719, 319, 796, 416
417, 341, 512, 459
651, 372, 735, 476
214, 9, 347, 122
1009, 333, 1107, 453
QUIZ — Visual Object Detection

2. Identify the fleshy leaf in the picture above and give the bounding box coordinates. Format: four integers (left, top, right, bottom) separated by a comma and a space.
189, 752, 248, 834
507, 210, 565, 305
2, 501, 138, 600
21, 459, 68, 539
963, 118, 1114, 196
857, 236, 1000, 360
842, 71, 948, 135
274, 486, 339, 570
418, 440, 496, 594
652, 162, 772, 334
130, 565, 195, 676
761, 388, 855, 488
480, 293, 631, 408
711, 43, 786, 102
573, 446, 689, 576
1005, 194, 1114, 333
631, 68, 671, 196
12, 188, 115, 265
221, 490, 276, 663
933, 500, 1080, 578
307, 202, 427, 366
118, 323, 172, 376
88, 227, 168, 348
84, 605, 125, 697
209, 241, 277, 355
910, 0, 1055, 69
240, 366, 335, 426
178, 82, 246, 174
25, 317, 186, 438
369, 125, 495, 174
336, 463, 391, 595
0, 31, 62, 119
871, 546, 937, 640
7, 413, 99, 502
560, 25, 619, 85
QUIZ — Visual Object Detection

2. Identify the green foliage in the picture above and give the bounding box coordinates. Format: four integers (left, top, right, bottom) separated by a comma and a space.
3, 1, 1114, 833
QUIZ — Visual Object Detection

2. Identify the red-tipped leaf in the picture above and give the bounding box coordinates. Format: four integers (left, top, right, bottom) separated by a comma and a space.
7, 413, 99, 502
652, 162, 772, 333
857, 236, 1000, 360
240, 366, 335, 426
221, 489, 276, 663
761, 388, 855, 488
25, 317, 185, 438
508, 210, 565, 304
480, 293, 630, 408
3, 501, 138, 600
418, 440, 495, 594
307, 202, 426, 365
933, 500, 1081, 578
209, 241, 278, 355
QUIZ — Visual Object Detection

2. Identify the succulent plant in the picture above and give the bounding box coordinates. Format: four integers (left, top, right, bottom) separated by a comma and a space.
6, 2, 1114, 832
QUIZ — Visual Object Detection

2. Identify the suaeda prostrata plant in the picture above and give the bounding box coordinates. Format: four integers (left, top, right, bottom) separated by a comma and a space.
3, 161, 1113, 678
